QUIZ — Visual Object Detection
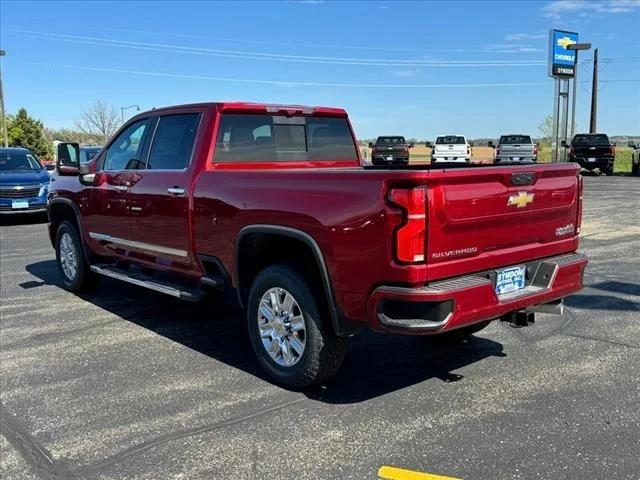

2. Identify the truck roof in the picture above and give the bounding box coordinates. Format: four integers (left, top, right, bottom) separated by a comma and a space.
137, 102, 348, 117
0, 147, 33, 153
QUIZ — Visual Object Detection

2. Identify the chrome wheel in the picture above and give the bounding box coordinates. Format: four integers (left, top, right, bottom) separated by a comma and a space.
257, 287, 306, 367
59, 232, 78, 280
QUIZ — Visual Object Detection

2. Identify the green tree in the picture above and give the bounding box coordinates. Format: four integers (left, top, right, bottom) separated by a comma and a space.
538, 115, 553, 146
7, 108, 54, 160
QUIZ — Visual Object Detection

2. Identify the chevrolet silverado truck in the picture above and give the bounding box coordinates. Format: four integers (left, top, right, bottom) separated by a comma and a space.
369, 136, 413, 165
489, 134, 538, 163
48, 102, 588, 388
568, 133, 615, 175
428, 135, 471, 163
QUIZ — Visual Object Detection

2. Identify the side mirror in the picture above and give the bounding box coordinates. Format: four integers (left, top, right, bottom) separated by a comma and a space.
488, 141, 495, 149
425, 141, 432, 148
561, 140, 568, 148
409, 143, 414, 148
56, 142, 80, 175
627, 141, 636, 148
368, 142, 373, 148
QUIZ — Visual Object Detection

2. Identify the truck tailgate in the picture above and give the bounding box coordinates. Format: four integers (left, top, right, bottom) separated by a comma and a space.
425, 164, 580, 280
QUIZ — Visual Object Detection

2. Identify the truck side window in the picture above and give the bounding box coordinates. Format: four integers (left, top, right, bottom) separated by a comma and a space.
146, 114, 200, 170
104, 119, 150, 171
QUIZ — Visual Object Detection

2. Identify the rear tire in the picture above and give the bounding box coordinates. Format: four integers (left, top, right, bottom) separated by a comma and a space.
55, 221, 96, 292
632, 160, 639, 177
247, 264, 347, 389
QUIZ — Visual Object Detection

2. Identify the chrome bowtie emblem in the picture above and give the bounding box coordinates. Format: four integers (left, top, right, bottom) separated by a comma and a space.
508, 191, 534, 208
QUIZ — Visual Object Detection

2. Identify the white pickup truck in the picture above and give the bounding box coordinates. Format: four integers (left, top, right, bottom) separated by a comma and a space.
428, 135, 471, 163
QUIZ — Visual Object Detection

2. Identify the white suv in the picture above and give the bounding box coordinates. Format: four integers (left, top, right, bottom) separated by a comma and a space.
429, 135, 471, 163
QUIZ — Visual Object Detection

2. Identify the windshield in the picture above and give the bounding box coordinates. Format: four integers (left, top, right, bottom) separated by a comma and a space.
572, 134, 610, 146
436, 136, 466, 145
0, 152, 43, 171
500, 135, 532, 145
376, 137, 405, 145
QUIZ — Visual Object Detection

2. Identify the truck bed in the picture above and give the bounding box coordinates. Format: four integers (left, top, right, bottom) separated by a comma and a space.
193, 162, 581, 324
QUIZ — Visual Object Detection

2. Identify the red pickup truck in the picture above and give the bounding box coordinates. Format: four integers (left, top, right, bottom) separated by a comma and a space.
49, 102, 587, 388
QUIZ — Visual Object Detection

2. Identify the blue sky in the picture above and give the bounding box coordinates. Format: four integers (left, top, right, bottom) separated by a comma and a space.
1, 0, 639, 139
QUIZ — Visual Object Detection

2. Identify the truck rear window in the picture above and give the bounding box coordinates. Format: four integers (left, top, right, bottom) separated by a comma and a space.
214, 114, 357, 162
436, 136, 465, 145
376, 137, 405, 145
500, 135, 532, 145
572, 134, 610, 146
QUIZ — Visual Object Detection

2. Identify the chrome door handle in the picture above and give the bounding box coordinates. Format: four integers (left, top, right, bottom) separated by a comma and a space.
114, 185, 129, 192
167, 187, 185, 195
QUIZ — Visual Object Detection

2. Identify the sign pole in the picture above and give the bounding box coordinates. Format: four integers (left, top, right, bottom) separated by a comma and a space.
561, 79, 571, 162
570, 50, 578, 140
552, 78, 560, 162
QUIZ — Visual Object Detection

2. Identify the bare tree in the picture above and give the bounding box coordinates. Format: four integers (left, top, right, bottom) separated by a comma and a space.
74, 100, 120, 144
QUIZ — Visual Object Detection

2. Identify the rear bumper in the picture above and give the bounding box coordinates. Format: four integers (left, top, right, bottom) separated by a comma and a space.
367, 252, 587, 335
571, 158, 614, 170
372, 155, 409, 165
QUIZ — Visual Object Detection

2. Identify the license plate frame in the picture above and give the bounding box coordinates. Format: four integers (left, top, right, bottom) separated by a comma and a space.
386, 155, 394, 161
11, 200, 29, 210
588, 157, 596, 162
512, 156, 521, 161
495, 265, 526, 295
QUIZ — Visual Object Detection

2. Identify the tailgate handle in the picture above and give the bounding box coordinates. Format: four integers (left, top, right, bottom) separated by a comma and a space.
511, 172, 535, 186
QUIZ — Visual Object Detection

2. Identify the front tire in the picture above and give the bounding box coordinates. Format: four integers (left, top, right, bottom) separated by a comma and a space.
55, 221, 95, 292
247, 264, 347, 389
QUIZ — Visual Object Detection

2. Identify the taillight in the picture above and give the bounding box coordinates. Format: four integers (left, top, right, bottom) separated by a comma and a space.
388, 186, 426, 264
576, 174, 583, 234
496, 146, 501, 155
610, 145, 616, 156
533, 145, 538, 156
569, 146, 574, 157
467, 145, 471, 155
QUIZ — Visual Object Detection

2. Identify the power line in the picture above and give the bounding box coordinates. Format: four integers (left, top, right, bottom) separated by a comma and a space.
11, 29, 550, 67
24, 61, 640, 89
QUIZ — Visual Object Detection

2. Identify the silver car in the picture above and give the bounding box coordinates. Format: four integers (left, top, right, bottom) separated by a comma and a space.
490, 134, 537, 163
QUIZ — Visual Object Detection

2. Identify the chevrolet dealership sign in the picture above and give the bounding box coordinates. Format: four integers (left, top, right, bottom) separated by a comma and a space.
548, 29, 578, 77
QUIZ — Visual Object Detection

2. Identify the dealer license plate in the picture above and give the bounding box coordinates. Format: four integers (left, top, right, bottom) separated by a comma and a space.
495, 265, 526, 295
588, 157, 596, 162
512, 157, 520, 161
386, 156, 394, 161
12, 200, 29, 210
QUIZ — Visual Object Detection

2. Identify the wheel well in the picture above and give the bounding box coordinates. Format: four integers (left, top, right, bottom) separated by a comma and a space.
48, 202, 80, 247
236, 232, 329, 312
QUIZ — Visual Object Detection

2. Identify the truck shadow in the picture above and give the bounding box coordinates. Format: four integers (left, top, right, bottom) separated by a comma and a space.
25, 260, 506, 404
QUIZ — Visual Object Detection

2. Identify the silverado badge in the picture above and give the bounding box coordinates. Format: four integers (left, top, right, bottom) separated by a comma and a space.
508, 191, 534, 208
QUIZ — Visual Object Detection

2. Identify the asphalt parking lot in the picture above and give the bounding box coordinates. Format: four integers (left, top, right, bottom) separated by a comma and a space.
1, 175, 639, 480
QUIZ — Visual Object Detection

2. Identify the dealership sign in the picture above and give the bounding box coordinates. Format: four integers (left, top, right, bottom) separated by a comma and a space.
548, 29, 578, 77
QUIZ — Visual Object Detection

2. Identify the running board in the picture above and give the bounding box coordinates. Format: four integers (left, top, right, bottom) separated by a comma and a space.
90, 264, 205, 302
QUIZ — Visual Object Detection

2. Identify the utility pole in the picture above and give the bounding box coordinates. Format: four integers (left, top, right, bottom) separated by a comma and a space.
590, 48, 598, 133
0, 49, 8, 148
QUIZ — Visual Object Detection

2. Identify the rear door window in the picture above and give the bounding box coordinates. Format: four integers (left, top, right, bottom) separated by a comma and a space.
147, 113, 200, 170
214, 114, 357, 162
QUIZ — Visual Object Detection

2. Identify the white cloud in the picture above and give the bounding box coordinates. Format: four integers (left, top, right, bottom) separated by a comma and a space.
482, 43, 545, 53
504, 33, 547, 41
393, 70, 418, 77
542, 0, 640, 19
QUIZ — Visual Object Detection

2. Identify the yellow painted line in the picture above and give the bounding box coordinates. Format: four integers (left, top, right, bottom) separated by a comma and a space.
378, 465, 462, 480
